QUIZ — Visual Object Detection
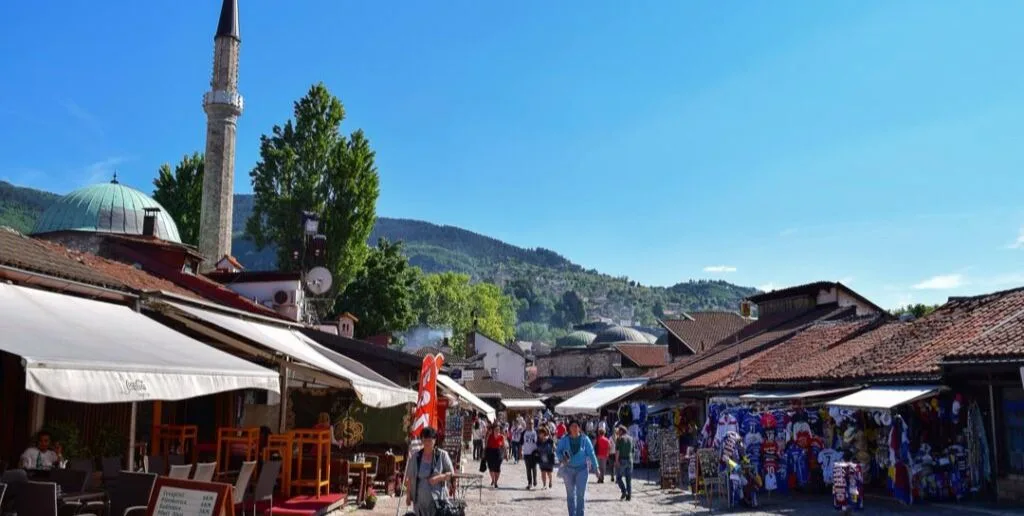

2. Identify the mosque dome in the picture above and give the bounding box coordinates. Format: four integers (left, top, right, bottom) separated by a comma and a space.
640, 331, 658, 344
556, 330, 596, 349
32, 179, 182, 243
591, 325, 650, 347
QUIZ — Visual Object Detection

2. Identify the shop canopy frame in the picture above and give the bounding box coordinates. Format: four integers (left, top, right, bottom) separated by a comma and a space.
738, 386, 861, 402
437, 374, 496, 422
825, 385, 945, 410
555, 377, 649, 416
501, 399, 546, 410
0, 283, 280, 404
159, 300, 416, 409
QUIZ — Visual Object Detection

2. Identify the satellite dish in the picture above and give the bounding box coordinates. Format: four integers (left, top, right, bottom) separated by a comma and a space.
306, 266, 333, 295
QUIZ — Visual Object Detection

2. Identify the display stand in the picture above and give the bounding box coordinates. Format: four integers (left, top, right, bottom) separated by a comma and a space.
659, 428, 680, 489
832, 462, 864, 512
263, 433, 294, 496
215, 427, 260, 479
145, 477, 234, 516
443, 411, 463, 466
290, 428, 331, 498
153, 424, 198, 464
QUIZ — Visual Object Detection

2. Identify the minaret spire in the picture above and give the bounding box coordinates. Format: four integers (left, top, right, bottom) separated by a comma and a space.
199, 0, 244, 270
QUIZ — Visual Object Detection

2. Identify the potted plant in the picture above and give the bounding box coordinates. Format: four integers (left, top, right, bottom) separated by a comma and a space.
363, 487, 378, 510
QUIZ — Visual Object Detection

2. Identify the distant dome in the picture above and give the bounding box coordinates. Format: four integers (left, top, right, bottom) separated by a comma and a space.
640, 332, 658, 344
591, 326, 650, 346
32, 180, 181, 243
556, 331, 596, 348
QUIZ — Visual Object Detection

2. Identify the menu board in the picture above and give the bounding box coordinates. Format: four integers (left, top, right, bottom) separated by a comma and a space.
145, 477, 233, 516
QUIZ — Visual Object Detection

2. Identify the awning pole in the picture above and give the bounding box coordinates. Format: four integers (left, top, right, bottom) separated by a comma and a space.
989, 377, 1000, 476
279, 362, 290, 433
127, 401, 137, 471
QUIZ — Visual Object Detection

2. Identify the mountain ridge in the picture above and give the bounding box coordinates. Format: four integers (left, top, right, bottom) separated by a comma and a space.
1, 180, 759, 324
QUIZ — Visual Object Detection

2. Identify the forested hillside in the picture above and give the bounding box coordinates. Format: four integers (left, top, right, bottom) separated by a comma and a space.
1, 182, 758, 329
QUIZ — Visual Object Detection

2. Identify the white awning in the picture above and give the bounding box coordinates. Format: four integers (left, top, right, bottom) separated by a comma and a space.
826, 386, 943, 410
739, 387, 860, 401
0, 284, 279, 403
555, 378, 648, 416
501, 399, 546, 410
164, 302, 415, 408
438, 374, 496, 422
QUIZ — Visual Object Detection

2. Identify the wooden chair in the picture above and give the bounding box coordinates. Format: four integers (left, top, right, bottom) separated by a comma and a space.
289, 429, 330, 498
216, 427, 260, 480
262, 433, 293, 496
152, 424, 198, 464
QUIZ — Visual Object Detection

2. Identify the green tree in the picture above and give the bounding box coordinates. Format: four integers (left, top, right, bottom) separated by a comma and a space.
891, 303, 940, 318
335, 239, 421, 338
415, 272, 517, 356
152, 152, 204, 246
552, 290, 586, 328
246, 83, 380, 293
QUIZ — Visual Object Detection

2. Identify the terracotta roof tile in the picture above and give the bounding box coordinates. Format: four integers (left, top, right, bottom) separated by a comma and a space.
0, 227, 127, 290
614, 344, 670, 368
683, 318, 875, 389
660, 312, 750, 354
648, 304, 856, 385
764, 321, 906, 382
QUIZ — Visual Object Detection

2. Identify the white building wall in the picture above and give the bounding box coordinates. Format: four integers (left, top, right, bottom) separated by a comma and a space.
472, 333, 526, 389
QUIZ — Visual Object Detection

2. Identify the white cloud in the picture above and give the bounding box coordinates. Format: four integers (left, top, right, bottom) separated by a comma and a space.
757, 282, 777, 292
912, 274, 965, 290
703, 265, 737, 273
83, 156, 129, 185
1009, 227, 1024, 249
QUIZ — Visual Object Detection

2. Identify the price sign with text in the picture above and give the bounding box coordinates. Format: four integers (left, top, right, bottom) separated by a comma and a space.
145, 477, 234, 516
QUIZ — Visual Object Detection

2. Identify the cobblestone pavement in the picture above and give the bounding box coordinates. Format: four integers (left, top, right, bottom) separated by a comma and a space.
354, 460, 1024, 516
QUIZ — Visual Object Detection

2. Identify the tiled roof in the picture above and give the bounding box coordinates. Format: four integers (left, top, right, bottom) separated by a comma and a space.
0, 227, 198, 298
945, 303, 1024, 361
463, 378, 537, 399
763, 321, 906, 382
648, 304, 856, 385
682, 317, 876, 389
747, 281, 884, 313
660, 311, 750, 353
614, 344, 669, 368
528, 376, 598, 399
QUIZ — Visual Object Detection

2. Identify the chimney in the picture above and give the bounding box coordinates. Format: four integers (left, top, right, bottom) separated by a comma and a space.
142, 208, 161, 237
336, 312, 357, 339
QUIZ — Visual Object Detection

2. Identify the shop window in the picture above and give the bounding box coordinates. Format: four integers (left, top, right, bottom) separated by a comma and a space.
1004, 388, 1024, 474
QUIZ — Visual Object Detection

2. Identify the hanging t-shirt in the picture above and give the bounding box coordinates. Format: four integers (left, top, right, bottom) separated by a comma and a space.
522, 430, 538, 455
714, 412, 739, 446
819, 449, 843, 484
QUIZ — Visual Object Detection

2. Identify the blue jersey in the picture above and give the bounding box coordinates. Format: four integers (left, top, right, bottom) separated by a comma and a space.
785, 443, 809, 487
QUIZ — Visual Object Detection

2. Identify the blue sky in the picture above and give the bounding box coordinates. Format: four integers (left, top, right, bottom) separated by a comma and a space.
2, 1, 1023, 309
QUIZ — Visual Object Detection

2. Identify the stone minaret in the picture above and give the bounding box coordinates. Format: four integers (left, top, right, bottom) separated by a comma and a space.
199, 0, 243, 270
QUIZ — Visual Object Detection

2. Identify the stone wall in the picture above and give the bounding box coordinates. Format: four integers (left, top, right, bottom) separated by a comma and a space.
536, 349, 620, 378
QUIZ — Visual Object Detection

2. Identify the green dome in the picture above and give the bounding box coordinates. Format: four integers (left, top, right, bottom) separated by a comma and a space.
556, 330, 596, 348
591, 325, 649, 346
33, 181, 181, 243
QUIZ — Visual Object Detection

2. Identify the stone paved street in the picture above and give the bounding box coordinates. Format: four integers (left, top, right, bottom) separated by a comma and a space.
352, 458, 1024, 516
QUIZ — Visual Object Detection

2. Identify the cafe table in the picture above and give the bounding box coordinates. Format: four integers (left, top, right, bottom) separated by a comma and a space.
349, 462, 372, 504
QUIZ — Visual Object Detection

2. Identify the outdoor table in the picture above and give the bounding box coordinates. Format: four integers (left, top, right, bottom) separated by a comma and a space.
452, 473, 483, 502
349, 462, 372, 504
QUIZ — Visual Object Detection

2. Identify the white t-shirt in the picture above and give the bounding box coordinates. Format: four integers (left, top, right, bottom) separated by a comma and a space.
472, 424, 483, 441
21, 447, 59, 469
819, 449, 844, 484
522, 430, 539, 455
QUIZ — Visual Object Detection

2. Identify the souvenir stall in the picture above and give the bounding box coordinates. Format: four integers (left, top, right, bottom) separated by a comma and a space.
825, 386, 992, 506
630, 402, 702, 488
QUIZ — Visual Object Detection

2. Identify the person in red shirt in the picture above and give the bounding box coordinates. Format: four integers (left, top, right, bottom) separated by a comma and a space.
484, 423, 508, 488
594, 427, 612, 483
556, 420, 567, 439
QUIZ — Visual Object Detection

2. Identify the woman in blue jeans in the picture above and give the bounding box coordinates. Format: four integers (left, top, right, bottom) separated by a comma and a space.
555, 420, 600, 516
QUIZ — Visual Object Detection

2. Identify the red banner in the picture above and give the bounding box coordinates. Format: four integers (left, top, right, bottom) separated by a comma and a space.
410, 353, 445, 438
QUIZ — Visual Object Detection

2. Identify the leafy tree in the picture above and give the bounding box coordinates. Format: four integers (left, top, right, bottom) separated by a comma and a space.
516, 321, 568, 344
152, 152, 204, 246
552, 290, 586, 328
891, 303, 940, 318
335, 239, 421, 338
246, 83, 380, 293
415, 272, 516, 356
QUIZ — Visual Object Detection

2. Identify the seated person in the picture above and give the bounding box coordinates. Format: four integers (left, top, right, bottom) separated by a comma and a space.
20, 430, 63, 470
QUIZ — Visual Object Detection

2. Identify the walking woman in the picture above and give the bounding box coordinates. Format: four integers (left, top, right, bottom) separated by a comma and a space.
471, 419, 484, 460
537, 426, 555, 489
484, 423, 507, 487
614, 424, 634, 501
522, 420, 539, 489
404, 426, 455, 516
556, 420, 599, 516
